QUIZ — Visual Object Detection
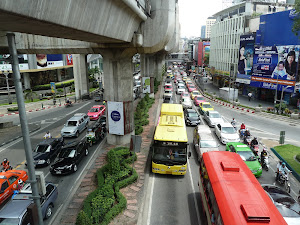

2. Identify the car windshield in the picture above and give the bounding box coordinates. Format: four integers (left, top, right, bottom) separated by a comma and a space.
90, 108, 99, 112
182, 93, 189, 97
200, 140, 218, 148
210, 113, 221, 118
60, 149, 76, 158
165, 91, 172, 94
35, 144, 51, 153
192, 92, 199, 95
0, 218, 19, 224
188, 113, 198, 118
221, 127, 236, 134
195, 97, 205, 101
182, 98, 191, 103
237, 151, 257, 161
202, 104, 212, 108
66, 121, 77, 126
189, 85, 195, 89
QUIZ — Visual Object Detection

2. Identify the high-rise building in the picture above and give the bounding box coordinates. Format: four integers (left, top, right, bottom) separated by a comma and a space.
205, 17, 216, 38
201, 26, 206, 39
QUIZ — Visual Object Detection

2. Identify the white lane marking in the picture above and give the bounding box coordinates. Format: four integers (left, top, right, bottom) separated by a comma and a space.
0, 102, 91, 153
188, 160, 201, 225
146, 174, 155, 225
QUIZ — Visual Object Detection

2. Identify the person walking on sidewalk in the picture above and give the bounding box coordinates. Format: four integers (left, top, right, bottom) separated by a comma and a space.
248, 92, 253, 101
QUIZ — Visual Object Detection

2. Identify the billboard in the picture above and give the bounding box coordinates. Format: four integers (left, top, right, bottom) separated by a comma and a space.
66, 54, 73, 65
250, 45, 299, 92
37, 54, 63, 68
237, 34, 255, 84
107, 101, 124, 135
142, 77, 151, 93
0, 54, 29, 71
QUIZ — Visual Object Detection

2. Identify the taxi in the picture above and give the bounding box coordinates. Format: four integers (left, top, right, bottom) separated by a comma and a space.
0, 170, 28, 205
199, 102, 214, 115
187, 85, 197, 92
190, 90, 201, 100
87, 105, 106, 120
182, 76, 187, 81
226, 142, 262, 177
194, 96, 206, 106
164, 84, 173, 91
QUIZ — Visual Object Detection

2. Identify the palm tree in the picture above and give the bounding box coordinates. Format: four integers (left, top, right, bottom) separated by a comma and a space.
24, 89, 38, 102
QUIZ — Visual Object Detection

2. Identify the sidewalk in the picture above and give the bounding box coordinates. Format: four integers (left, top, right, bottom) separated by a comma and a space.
57, 84, 162, 225
0, 123, 41, 147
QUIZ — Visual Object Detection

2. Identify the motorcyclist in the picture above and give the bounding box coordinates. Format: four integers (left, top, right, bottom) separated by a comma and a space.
260, 147, 268, 165
44, 131, 52, 139
240, 122, 246, 130
1, 158, 10, 171
66, 98, 71, 105
243, 129, 251, 145
279, 162, 291, 181
276, 161, 283, 181
250, 137, 258, 147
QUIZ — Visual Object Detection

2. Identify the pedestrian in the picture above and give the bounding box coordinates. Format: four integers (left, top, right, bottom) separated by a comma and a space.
248, 92, 252, 101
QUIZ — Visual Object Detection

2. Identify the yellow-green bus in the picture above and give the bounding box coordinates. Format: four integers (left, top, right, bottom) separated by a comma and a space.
151, 104, 190, 175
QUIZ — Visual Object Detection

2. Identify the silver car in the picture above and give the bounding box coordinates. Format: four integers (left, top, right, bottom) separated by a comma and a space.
203, 111, 224, 127
61, 113, 90, 137
181, 97, 192, 109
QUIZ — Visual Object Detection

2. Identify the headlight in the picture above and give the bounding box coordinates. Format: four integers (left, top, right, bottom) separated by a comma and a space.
93, 115, 97, 117
181, 167, 186, 170
71, 130, 76, 133
66, 165, 73, 170
38, 160, 45, 164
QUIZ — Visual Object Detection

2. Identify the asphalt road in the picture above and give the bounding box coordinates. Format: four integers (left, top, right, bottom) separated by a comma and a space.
146, 78, 300, 225
0, 100, 105, 224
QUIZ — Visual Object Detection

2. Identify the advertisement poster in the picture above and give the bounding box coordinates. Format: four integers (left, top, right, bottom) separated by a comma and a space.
237, 34, 255, 84
37, 54, 63, 68
107, 101, 124, 135
66, 54, 73, 65
0, 54, 29, 71
142, 77, 151, 93
50, 82, 56, 94
250, 45, 299, 92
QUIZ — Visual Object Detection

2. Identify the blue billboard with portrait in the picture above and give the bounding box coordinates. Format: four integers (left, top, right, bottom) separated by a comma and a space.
237, 34, 255, 84
250, 45, 298, 93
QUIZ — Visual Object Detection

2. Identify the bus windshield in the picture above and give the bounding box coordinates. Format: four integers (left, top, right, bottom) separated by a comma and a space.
152, 146, 187, 165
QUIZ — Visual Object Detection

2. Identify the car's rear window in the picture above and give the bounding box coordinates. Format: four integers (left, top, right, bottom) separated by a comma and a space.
35, 145, 51, 153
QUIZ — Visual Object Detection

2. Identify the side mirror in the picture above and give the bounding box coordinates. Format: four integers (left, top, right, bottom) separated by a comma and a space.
188, 152, 192, 158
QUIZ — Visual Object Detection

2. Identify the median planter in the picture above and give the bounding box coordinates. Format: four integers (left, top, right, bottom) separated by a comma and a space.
212, 94, 217, 99
290, 113, 299, 119
233, 101, 240, 106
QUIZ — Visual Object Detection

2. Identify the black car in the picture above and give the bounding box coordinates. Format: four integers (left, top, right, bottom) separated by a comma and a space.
262, 184, 300, 224
50, 141, 88, 175
184, 109, 200, 126
163, 96, 173, 104
29, 138, 64, 167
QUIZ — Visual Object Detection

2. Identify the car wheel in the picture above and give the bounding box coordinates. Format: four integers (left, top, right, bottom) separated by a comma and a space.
85, 149, 89, 156
45, 204, 53, 219
47, 159, 51, 165
76, 131, 79, 138
73, 164, 78, 172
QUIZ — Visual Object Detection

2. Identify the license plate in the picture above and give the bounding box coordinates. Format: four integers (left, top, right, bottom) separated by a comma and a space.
56, 171, 61, 174
166, 171, 172, 174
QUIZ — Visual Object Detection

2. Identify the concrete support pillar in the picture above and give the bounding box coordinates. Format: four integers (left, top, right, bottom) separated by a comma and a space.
140, 54, 155, 97
154, 53, 165, 82
73, 54, 89, 99
101, 49, 136, 145
23, 72, 31, 89
57, 69, 62, 82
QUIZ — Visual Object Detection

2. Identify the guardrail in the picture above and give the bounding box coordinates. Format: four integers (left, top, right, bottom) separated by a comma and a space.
270, 147, 300, 182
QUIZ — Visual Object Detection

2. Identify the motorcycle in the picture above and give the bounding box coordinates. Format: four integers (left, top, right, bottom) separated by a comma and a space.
239, 129, 246, 139
250, 144, 259, 156
65, 101, 72, 108
243, 136, 252, 146
277, 172, 291, 193
261, 156, 270, 171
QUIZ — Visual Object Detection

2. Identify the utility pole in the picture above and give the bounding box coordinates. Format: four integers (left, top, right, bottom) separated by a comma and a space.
7, 33, 44, 225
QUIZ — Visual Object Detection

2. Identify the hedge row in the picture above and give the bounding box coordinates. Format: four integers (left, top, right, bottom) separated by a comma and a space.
154, 78, 161, 94
76, 147, 138, 225
134, 93, 155, 135
32, 80, 74, 91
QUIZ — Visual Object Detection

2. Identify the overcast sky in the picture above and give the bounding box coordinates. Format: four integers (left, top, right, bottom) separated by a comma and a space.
178, 0, 224, 38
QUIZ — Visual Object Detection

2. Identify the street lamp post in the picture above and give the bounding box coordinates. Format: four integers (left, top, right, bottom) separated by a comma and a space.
1, 70, 12, 104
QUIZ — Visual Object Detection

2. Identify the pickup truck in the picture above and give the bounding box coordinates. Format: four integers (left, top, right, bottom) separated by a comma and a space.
0, 182, 58, 224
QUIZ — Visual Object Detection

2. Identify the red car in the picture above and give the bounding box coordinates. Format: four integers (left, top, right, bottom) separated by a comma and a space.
194, 96, 206, 106
188, 85, 197, 92
164, 84, 173, 91
0, 170, 28, 205
87, 105, 106, 120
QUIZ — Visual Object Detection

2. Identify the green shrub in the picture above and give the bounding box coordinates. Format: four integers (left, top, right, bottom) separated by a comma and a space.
76, 211, 92, 225
32, 80, 74, 91
7, 107, 18, 111
135, 125, 143, 135
107, 151, 120, 175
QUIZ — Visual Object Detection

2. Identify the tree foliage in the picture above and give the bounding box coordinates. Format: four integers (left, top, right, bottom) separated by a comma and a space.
292, 0, 300, 36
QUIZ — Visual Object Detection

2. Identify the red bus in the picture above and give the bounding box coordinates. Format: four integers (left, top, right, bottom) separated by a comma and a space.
199, 151, 287, 225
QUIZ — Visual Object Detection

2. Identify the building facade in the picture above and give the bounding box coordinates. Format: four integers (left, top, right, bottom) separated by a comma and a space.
205, 17, 216, 38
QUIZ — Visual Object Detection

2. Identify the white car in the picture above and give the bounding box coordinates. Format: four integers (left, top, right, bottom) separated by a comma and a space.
203, 111, 224, 127
177, 87, 185, 95
163, 90, 173, 98
215, 122, 240, 144
164, 80, 172, 86
181, 97, 192, 109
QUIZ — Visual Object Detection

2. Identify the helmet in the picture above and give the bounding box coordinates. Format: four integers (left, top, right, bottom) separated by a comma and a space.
254, 137, 257, 139
3, 158, 7, 163
282, 162, 286, 166
279, 160, 283, 164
